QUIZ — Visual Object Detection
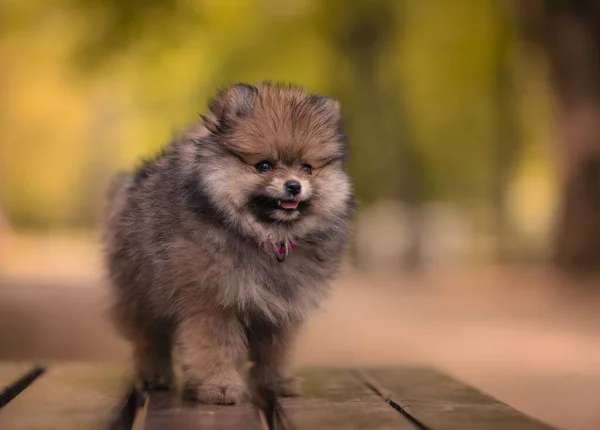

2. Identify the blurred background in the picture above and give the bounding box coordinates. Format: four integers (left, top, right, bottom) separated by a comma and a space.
1, 1, 600, 429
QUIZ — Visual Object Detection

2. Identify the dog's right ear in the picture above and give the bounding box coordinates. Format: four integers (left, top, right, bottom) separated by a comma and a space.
201, 83, 258, 134
309, 95, 342, 124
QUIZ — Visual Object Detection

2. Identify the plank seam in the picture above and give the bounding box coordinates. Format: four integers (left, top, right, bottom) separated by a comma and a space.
0, 365, 46, 408
254, 386, 298, 430
352, 369, 433, 430
107, 386, 147, 430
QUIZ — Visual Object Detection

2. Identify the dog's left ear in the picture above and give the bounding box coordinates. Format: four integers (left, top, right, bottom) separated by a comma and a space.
309, 95, 342, 124
202, 83, 258, 134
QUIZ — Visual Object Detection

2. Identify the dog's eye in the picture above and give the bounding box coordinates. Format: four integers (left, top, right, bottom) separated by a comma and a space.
301, 163, 313, 175
255, 160, 273, 172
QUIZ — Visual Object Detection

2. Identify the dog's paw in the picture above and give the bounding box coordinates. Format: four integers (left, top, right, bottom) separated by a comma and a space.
186, 373, 246, 405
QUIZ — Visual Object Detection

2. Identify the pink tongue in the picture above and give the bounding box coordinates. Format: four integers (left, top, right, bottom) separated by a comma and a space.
280, 200, 299, 209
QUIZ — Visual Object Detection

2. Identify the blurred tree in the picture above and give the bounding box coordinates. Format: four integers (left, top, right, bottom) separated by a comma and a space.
491, 1, 520, 262
515, 0, 600, 272
316, 0, 426, 270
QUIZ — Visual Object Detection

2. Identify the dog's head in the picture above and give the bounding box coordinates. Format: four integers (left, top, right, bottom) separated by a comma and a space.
194, 82, 353, 244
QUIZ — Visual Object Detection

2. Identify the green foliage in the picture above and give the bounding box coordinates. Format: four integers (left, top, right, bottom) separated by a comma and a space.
67, 0, 202, 72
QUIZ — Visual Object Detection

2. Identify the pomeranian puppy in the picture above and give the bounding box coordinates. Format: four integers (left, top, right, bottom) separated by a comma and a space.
102, 82, 354, 405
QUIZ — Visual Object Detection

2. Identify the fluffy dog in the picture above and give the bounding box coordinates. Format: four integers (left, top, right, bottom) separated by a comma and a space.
102, 82, 354, 404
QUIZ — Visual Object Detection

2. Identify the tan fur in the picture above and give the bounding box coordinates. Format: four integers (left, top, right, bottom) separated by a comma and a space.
102, 82, 354, 404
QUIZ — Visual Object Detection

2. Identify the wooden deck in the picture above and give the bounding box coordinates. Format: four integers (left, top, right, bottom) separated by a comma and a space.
0, 362, 555, 429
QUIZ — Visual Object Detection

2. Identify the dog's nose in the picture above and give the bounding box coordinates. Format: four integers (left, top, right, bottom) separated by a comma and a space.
285, 180, 302, 196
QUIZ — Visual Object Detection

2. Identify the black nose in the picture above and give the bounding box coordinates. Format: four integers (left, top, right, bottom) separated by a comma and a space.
285, 180, 302, 196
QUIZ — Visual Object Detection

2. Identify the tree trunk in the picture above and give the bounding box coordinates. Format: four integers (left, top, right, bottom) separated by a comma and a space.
492, 2, 520, 263
515, 0, 600, 272
323, 1, 425, 271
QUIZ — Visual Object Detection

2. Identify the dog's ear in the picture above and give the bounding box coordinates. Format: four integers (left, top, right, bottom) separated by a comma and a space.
201, 83, 258, 134
309, 95, 341, 123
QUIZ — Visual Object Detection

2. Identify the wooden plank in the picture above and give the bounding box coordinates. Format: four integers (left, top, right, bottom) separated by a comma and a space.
362, 367, 556, 430
278, 368, 414, 430
143, 391, 263, 430
0, 363, 45, 408
0, 363, 131, 430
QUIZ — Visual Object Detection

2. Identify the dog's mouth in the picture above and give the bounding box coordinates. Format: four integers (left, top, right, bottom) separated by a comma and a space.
250, 195, 309, 223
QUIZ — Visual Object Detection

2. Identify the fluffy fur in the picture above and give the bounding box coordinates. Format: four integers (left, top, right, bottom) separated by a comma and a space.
102, 82, 354, 404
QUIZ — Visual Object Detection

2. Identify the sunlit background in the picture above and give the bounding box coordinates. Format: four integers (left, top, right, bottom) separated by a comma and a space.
1, 1, 599, 429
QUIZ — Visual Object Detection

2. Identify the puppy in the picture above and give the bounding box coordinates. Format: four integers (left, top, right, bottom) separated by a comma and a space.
102, 82, 354, 404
